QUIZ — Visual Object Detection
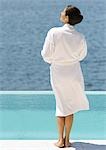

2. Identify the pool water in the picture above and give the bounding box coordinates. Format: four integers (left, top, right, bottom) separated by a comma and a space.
0, 91, 106, 140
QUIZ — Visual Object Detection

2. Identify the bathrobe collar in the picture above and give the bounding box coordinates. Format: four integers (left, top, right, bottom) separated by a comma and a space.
63, 23, 75, 30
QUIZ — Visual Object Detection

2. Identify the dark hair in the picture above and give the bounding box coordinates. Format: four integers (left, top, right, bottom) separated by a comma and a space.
65, 5, 83, 25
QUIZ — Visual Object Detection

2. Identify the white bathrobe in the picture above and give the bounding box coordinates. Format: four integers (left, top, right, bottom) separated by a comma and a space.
41, 23, 90, 116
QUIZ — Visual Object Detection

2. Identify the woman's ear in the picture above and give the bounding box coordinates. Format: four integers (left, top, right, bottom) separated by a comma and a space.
65, 15, 69, 23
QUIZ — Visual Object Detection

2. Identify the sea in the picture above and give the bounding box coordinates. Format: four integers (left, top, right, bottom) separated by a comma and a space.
0, 0, 106, 91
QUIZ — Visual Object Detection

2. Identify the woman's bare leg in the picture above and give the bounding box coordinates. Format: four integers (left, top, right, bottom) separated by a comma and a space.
55, 116, 65, 147
65, 114, 74, 147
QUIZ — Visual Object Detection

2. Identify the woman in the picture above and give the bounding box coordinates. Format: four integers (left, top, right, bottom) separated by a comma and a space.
41, 5, 90, 148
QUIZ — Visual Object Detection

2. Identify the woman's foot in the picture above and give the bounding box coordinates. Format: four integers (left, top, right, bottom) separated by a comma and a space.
65, 142, 72, 147
54, 138, 65, 148
64, 137, 72, 147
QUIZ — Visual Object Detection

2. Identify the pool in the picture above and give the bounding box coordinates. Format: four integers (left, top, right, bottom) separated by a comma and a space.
0, 91, 106, 140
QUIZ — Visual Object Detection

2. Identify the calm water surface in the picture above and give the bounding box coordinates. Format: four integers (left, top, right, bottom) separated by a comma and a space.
0, 0, 106, 90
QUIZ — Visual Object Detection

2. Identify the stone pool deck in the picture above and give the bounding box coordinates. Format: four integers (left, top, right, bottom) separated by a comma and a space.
0, 140, 106, 150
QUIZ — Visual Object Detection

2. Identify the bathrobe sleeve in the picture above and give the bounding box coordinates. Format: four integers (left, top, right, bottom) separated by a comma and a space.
41, 29, 55, 64
78, 36, 87, 61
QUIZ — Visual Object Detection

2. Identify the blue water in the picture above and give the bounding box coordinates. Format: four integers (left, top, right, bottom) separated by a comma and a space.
0, 92, 106, 140
0, 0, 106, 90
